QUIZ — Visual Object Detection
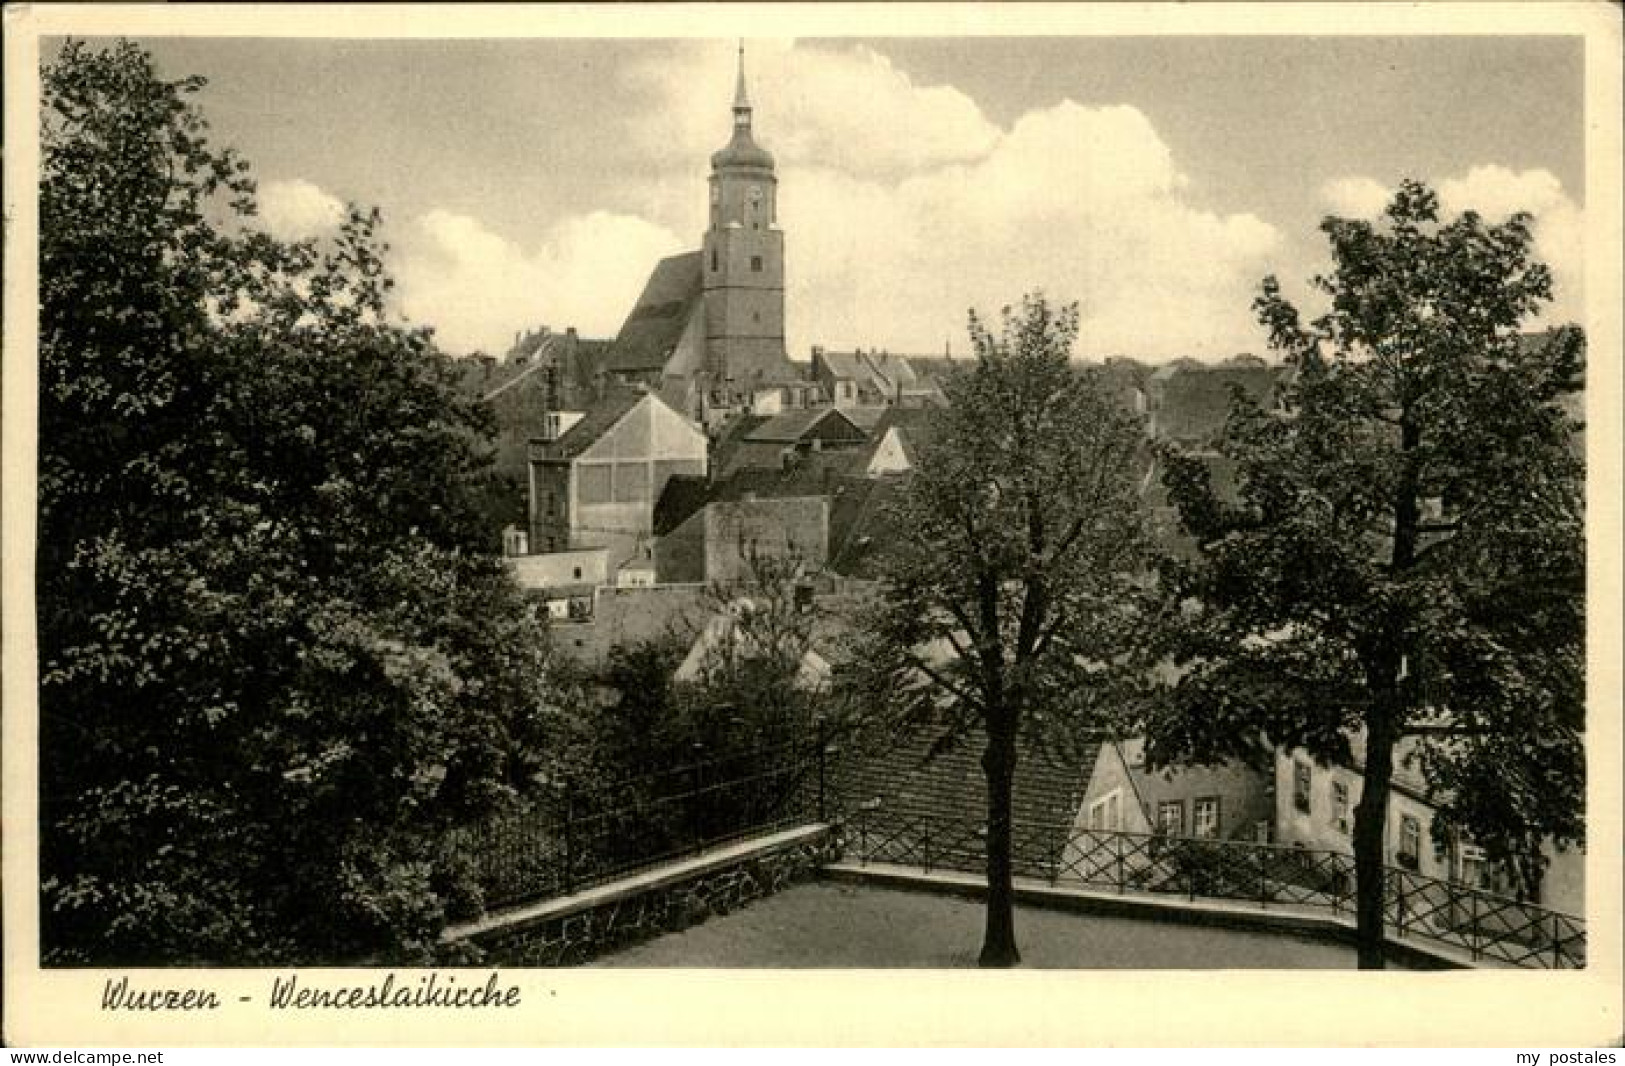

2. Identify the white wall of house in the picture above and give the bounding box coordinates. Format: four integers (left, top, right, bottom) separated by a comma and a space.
865, 426, 912, 476
1273, 749, 1452, 883
508, 547, 609, 591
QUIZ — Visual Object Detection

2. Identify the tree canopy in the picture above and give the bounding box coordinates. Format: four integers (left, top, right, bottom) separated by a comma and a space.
845, 294, 1151, 965
39, 40, 560, 964
1145, 180, 1585, 967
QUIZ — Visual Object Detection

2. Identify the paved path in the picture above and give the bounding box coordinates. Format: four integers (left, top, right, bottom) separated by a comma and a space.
594, 880, 1376, 968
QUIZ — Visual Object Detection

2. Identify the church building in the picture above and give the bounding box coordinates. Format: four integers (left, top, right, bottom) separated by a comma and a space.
598, 47, 799, 419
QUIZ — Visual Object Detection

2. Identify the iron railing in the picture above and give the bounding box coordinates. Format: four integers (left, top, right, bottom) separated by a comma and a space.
842, 807, 1585, 969
456, 735, 830, 909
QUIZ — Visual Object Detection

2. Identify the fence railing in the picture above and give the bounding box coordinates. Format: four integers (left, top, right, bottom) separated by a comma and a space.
456, 736, 831, 909
842, 807, 1585, 969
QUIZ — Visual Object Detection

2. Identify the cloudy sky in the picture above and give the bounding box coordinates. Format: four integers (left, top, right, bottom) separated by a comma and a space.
121, 34, 1584, 362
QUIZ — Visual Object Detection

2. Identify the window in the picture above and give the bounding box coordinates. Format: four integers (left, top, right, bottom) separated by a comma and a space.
1156, 800, 1184, 837
1193, 797, 1220, 839
750, 255, 763, 272
611, 461, 651, 503
572, 566, 582, 580
1397, 815, 1421, 869
710, 249, 718, 272
1088, 789, 1122, 832
1332, 780, 1351, 834
1459, 844, 1490, 890
577, 465, 612, 505
1293, 760, 1313, 814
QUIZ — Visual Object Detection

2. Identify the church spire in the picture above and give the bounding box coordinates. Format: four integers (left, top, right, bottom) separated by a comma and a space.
733, 41, 751, 129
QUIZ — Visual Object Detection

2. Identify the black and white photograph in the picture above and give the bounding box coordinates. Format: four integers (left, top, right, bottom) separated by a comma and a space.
3, 2, 1620, 1049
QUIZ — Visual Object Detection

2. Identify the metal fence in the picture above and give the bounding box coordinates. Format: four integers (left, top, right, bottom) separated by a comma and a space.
842, 807, 1586, 969
457, 736, 830, 909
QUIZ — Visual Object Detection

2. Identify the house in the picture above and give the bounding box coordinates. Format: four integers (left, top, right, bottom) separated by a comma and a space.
1074, 738, 1273, 841
507, 548, 608, 622
671, 597, 832, 691
547, 583, 710, 666
711, 406, 870, 479
527, 389, 708, 567
810, 348, 946, 407
655, 493, 829, 585
856, 404, 938, 477
1271, 739, 1583, 914
1077, 735, 1584, 914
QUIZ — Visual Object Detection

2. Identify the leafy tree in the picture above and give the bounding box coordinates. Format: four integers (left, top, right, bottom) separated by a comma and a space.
1145, 180, 1584, 968
39, 40, 559, 964
848, 295, 1151, 966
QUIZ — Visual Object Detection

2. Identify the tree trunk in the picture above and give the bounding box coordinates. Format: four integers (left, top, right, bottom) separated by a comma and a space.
1353, 706, 1397, 969
979, 719, 1020, 967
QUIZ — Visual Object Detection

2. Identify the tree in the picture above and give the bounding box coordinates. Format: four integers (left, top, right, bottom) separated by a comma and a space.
39, 40, 560, 964
1144, 180, 1585, 968
849, 295, 1151, 966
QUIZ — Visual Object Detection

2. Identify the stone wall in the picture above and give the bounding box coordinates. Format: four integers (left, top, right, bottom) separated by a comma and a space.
454, 827, 837, 967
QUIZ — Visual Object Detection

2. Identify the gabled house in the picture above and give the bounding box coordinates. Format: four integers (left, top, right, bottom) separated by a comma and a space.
811, 348, 945, 407
527, 389, 708, 567
712, 405, 870, 479
672, 597, 832, 691
1077, 735, 1585, 915
1075, 738, 1274, 841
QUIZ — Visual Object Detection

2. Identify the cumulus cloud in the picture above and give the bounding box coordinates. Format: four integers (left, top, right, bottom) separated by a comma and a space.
391, 209, 684, 355
780, 97, 1280, 360
1317, 167, 1583, 326
1320, 176, 1393, 221
258, 178, 345, 240
621, 39, 1001, 182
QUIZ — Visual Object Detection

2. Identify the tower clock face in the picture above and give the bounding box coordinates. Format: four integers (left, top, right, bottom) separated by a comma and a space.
747, 185, 762, 203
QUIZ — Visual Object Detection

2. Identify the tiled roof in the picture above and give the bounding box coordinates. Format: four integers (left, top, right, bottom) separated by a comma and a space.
833, 405, 888, 433
653, 474, 712, 537
815, 350, 869, 379
601, 252, 703, 373
834, 726, 1101, 864
869, 404, 940, 454
530, 388, 646, 461
1150, 363, 1282, 443
709, 415, 770, 477
711, 463, 842, 503
744, 406, 867, 444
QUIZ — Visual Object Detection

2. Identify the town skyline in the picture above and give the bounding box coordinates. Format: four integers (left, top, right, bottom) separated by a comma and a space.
104, 33, 1586, 363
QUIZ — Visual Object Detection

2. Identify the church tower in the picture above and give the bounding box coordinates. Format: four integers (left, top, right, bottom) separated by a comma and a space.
701, 45, 787, 399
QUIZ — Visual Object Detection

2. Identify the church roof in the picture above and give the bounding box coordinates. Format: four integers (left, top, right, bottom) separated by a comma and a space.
711, 129, 775, 172
602, 251, 703, 374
